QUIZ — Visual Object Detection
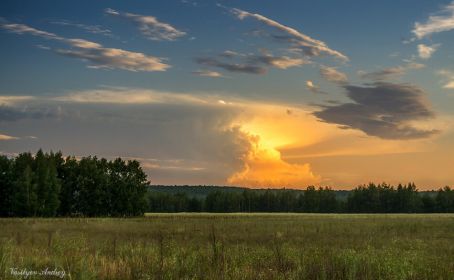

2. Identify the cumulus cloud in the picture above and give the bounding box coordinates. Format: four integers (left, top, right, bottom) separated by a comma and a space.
0, 88, 326, 187
412, 1, 454, 39
192, 70, 224, 78
0, 21, 169, 72
438, 69, 454, 89
314, 83, 439, 139
417, 44, 440, 59
0, 89, 254, 185
229, 7, 348, 61
319, 65, 348, 84
105, 8, 186, 41
358, 62, 425, 81
227, 133, 321, 188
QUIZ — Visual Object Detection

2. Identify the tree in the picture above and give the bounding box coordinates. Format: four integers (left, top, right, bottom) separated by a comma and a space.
0, 156, 13, 216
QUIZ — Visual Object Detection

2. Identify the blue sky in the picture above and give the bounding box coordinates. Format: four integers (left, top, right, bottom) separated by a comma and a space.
1, 0, 454, 188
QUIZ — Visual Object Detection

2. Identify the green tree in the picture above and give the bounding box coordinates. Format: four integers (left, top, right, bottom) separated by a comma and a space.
0, 156, 13, 216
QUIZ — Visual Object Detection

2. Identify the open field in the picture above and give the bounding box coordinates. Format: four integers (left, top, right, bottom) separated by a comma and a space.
1, 214, 454, 279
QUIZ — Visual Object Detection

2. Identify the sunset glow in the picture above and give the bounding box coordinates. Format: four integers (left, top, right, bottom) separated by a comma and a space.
1, 0, 454, 189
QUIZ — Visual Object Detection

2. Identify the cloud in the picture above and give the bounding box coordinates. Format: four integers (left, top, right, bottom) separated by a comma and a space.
438, 69, 454, 89
192, 70, 224, 78
53, 88, 209, 105
220, 50, 239, 58
195, 50, 306, 74
412, 1, 454, 39
319, 65, 348, 84
0, 96, 35, 106
0, 89, 254, 185
105, 8, 186, 41
0, 105, 58, 122
0, 87, 325, 187
417, 44, 440, 59
227, 133, 321, 188
358, 62, 425, 81
195, 57, 267, 74
248, 53, 308, 69
229, 7, 348, 61
0, 21, 169, 72
0, 133, 19, 140
0, 22, 62, 39
50, 20, 113, 37
54, 42, 169, 72
306, 80, 326, 94
314, 83, 439, 139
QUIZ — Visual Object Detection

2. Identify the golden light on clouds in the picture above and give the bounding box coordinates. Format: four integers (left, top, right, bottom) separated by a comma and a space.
227, 104, 323, 188
225, 101, 445, 188
227, 132, 321, 188
2, 88, 450, 189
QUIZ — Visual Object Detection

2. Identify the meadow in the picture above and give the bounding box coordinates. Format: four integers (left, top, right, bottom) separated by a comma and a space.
0, 214, 453, 279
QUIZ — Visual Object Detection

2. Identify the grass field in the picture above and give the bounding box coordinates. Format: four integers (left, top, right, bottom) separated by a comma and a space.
1, 214, 454, 279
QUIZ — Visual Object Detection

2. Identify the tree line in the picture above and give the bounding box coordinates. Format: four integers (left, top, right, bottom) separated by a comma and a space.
149, 184, 454, 213
1, 150, 454, 216
0, 150, 149, 217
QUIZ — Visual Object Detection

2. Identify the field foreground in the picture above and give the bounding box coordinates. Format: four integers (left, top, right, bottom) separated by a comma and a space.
1, 214, 454, 279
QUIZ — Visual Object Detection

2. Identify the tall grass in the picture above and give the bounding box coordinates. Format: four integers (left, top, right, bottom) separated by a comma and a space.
0, 214, 453, 279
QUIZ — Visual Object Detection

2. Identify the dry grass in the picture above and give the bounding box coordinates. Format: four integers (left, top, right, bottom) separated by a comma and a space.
1, 214, 454, 279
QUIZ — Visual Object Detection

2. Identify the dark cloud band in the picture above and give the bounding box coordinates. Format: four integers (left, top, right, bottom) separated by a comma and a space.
314, 83, 439, 139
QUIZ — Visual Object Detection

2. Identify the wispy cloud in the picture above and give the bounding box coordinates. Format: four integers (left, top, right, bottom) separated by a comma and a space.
0, 105, 58, 122
0, 96, 35, 106
306, 80, 326, 94
319, 65, 348, 84
54, 88, 210, 105
412, 1, 454, 39
0, 22, 62, 39
358, 62, 425, 81
229, 7, 348, 61
196, 57, 267, 74
314, 83, 439, 139
417, 43, 440, 59
54, 39, 169, 72
195, 50, 306, 75
192, 70, 224, 78
0, 21, 170, 72
248, 52, 308, 69
0, 133, 19, 140
438, 69, 454, 89
50, 20, 113, 37
105, 8, 186, 41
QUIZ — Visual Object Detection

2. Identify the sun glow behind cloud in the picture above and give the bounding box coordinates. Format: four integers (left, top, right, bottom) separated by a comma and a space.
218, 102, 329, 188
1, 0, 454, 188
1, 87, 446, 188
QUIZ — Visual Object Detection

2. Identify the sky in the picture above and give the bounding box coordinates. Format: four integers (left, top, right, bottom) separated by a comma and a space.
1, 0, 454, 189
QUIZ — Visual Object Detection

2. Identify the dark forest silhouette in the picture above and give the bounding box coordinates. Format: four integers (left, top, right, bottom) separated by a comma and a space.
149, 184, 454, 213
1, 150, 453, 216
0, 150, 149, 217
